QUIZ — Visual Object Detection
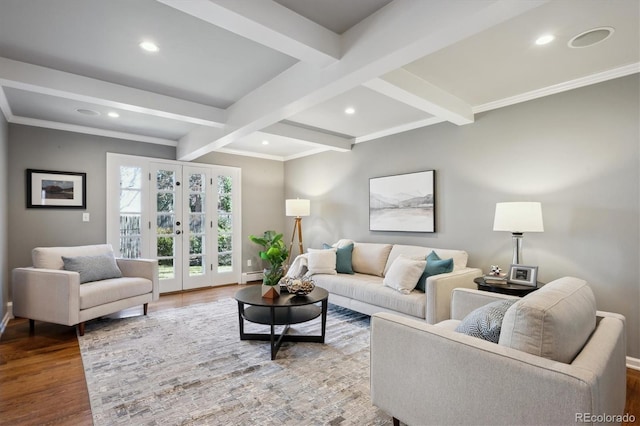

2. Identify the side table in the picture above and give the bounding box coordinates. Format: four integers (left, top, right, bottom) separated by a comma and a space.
474, 277, 540, 297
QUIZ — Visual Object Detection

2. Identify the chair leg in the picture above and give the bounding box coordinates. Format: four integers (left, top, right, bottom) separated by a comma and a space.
143, 303, 148, 315
393, 417, 400, 426
77, 322, 85, 336
29, 319, 35, 334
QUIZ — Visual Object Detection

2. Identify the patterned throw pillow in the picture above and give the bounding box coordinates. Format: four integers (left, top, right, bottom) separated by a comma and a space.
455, 299, 517, 343
62, 253, 122, 284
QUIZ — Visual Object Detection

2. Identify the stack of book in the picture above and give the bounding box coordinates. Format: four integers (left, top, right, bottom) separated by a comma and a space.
483, 275, 508, 285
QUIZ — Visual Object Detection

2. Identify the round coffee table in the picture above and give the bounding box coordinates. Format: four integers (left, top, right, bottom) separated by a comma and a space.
235, 285, 329, 360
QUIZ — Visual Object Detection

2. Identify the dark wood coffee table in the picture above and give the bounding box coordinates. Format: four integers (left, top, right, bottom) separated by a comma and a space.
235, 285, 329, 360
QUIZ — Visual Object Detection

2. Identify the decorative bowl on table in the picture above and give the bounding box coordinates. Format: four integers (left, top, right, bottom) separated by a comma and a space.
282, 276, 315, 296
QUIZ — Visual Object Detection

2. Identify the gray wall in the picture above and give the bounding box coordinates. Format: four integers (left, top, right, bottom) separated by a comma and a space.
7, 125, 176, 274
193, 152, 285, 272
0, 114, 7, 325
284, 75, 640, 357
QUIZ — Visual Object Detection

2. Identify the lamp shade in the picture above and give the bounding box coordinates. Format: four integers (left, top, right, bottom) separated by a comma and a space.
285, 199, 310, 217
493, 202, 544, 233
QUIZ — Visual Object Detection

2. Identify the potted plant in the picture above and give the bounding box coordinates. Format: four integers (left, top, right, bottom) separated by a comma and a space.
248, 230, 289, 298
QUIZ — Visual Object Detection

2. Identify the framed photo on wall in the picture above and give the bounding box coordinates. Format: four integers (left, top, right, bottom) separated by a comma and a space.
26, 169, 87, 209
369, 170, 435, 232
507, 264, 538, 287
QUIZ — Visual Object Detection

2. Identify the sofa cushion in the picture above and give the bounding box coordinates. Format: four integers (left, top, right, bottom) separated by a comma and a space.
313, 273, 426, 318
307, 248, 337, 275
323, 243, 354, 274
498, 277, 596, 363
383, 255, 426, 294
33, 244, 116, 270
352, 243, 392, 277
79, 277, 153, 310
62, 253, 123, 284
455, 299, 516, 343
415, 251, 454, 292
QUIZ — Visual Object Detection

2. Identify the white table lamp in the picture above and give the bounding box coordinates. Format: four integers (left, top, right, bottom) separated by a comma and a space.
493, 202, 544, 265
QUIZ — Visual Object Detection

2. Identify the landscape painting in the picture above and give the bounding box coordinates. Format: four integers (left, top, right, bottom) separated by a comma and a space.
27, 169, 86, 208
369, 170, 435, 232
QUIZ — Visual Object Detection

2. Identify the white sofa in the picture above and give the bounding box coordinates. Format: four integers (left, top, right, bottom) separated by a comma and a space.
288, 242, 482, 324
370, 277, 627, 425
12, 244, 159, 335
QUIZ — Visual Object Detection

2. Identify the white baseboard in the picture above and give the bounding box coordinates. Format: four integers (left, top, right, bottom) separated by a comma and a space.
240, 271, 263, 284
0, 301, 13, 336
627, 356, 640, 371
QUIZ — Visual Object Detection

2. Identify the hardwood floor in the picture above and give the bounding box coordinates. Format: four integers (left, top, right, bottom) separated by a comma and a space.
1, 283, 639, 425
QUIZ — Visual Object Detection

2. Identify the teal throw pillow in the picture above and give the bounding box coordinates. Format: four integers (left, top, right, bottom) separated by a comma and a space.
322, 243, 354, 274
415, 251, 454, 292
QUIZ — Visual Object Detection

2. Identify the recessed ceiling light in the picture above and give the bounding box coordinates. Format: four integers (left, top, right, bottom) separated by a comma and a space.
75, 108, 100, 116
345, 107, 356, 115
262, 140, 269, 145
107, 111, 120, 118
535, 34, 555, 46
568, 27, 614, 48
139, 41, 159, 52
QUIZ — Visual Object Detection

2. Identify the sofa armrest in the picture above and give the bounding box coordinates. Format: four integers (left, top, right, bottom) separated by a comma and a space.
424, 267, 482, 324
450, 287, 519, 320
116, 258, 159, 301
12, 267, 81, 326
370, 312, 616, 426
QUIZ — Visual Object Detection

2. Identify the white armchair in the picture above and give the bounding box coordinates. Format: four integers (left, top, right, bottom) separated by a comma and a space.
371, 277, 627, 426
12, 244, 158, 335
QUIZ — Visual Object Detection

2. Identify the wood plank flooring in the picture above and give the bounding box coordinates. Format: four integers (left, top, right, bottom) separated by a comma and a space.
1, 283, 639, 425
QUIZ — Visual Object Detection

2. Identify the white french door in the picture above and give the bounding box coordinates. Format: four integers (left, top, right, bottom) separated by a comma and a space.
107, 154, 241, 293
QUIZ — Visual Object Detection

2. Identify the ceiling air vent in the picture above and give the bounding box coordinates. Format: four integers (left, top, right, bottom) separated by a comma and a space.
568, 27, 614, 48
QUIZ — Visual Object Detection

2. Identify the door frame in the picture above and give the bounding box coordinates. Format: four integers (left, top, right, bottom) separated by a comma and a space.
107, 153, 242, 291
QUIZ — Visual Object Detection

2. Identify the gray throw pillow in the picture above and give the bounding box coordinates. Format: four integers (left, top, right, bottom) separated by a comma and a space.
455, 299, 516, 343
62, 253, 122, 284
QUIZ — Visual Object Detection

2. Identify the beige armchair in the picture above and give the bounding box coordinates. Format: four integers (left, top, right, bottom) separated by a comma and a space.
371, 277, 627, 426
12, 244, 158, 335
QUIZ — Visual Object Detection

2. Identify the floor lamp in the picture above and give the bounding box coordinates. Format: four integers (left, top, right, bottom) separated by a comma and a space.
493, 202, 544, 265
285, 198, 310, 265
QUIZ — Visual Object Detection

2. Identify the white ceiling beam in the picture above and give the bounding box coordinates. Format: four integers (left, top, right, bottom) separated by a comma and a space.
364, 69, 474, 125
177, 0, 546, 161
158, 0, 341, 67
355, 117, 446, 144
261, 122, 352, 152
0, 57, 226, 128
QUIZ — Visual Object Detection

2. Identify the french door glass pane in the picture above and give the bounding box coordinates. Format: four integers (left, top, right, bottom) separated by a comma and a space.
158, 258, 174, 279
119, 166, 142, 259
217, 176, 233, 272
188, 173, 206, 277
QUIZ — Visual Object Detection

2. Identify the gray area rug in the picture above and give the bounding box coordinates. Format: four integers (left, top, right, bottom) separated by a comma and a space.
78, 297, 391, 425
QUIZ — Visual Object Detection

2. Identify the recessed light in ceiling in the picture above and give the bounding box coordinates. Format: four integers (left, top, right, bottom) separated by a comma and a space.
107, 111, 120, 118
535, 34, 555, 46
75, 108, 100, 116
568, 27, 614, 48
262, 140, 269, 145
139, 41, 159, 52
345, 107, 356, 115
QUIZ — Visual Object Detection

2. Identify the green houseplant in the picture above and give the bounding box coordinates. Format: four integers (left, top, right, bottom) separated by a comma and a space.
248, 230, 289, 288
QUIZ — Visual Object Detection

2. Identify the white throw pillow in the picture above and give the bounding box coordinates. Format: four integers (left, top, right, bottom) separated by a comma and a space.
307, 248, 337, 275
383, 254, 426, 294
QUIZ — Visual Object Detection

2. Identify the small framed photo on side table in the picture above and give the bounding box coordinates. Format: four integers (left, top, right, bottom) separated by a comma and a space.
508, 264, 538, 287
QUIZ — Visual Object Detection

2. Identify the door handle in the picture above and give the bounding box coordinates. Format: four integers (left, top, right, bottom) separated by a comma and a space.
176, 230, 182, 235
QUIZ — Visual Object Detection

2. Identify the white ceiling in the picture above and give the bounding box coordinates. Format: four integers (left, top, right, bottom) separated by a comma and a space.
0, 0, 638, 162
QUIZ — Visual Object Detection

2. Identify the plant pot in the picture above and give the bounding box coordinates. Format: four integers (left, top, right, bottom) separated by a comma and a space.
261, 284, 280, 299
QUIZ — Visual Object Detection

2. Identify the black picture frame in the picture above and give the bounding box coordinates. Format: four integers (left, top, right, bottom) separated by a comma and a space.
369, 170, 435, 232
508, 264, 538, 287
26, 169, 87, 209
